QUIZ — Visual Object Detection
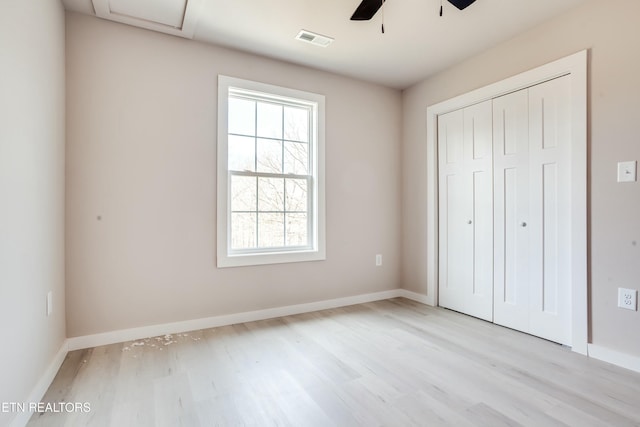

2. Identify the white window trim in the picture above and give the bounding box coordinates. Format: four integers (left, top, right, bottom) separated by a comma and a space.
217, 75, 326, 268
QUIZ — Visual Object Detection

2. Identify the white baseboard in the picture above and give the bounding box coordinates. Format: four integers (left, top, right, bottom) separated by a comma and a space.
399, 289, 434, 306
68, 289, 402, 351
588, 344, 640, 374
10, 339, 69, 427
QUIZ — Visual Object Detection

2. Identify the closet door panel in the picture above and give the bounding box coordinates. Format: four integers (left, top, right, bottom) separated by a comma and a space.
528, 76, 572, 345
438, 109, 469, 315
466, 102, 494, 308
493, 89, 530, 332
438, 101, 493, 321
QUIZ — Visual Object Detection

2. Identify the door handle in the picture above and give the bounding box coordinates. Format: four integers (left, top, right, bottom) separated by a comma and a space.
521, 222, 527, 227
467, 220, 473, 225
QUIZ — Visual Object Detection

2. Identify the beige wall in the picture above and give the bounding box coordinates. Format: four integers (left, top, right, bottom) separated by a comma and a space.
0, 0, 66, 425
65, 13, 402, 337
402, 0, 640, 357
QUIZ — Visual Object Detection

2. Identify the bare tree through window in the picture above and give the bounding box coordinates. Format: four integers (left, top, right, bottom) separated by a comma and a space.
228, 96, 313, 251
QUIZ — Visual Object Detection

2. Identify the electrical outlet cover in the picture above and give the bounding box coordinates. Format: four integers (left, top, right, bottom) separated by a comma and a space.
618, 288, 637, 311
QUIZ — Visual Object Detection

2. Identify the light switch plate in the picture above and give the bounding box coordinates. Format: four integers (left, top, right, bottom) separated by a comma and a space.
617, 161, 637, 182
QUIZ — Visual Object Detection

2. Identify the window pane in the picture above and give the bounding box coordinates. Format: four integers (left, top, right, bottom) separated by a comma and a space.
228, 135, 255, 172
284, 141, 309, 175
258, 177, 284, 211
284, 106, 309, 142
230, 175, 256, 212
286, 213, 308, 247
258, 213, 284, 248
229, 98, 255, 136
257, 102, 283, 139
257, 138, 282, 174
285, 179, 307, 212
231, 213, 256, 249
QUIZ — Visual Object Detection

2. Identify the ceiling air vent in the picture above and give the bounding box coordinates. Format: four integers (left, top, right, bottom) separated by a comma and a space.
295, 30, 334, 47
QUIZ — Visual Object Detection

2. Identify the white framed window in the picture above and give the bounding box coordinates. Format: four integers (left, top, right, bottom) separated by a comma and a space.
217, 75, 326, 268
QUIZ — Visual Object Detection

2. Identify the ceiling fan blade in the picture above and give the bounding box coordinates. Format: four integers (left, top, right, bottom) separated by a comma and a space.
447, 0, 476, 10
351, 0, 384, 21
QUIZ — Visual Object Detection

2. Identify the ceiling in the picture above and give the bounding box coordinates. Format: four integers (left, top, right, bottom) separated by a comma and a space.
62, 0, 588, 89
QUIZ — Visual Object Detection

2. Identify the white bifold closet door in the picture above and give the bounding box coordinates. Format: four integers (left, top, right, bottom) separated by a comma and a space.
493, 75, 572, 345
438, 75, 572, 345
438, 100, 493, 322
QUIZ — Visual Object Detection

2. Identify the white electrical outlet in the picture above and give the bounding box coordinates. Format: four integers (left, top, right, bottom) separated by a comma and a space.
46, 291, 53, 316
618, 288, 637, 311
375, 254, 382, 267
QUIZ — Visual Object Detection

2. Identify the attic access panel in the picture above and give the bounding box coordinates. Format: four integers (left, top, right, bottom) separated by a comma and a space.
109, 0, 186, 28
92, 0, 203, 38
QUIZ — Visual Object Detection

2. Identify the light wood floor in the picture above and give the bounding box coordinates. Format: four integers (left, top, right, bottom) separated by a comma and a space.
29, 298, 640, 426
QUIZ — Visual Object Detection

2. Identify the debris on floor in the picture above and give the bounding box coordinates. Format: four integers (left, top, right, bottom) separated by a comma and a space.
121, 332, 202, 355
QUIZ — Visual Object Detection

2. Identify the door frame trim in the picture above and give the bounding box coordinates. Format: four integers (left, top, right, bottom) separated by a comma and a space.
425, 50, 588, 355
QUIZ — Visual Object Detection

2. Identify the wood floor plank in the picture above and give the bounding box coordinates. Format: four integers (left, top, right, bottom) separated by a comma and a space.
28, 298, 640, 426
393, 389, 477, 427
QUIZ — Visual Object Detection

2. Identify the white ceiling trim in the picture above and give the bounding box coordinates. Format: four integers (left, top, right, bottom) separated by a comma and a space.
91, 0, 203, 39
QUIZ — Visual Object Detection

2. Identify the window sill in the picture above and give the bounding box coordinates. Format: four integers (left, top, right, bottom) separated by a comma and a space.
217, 248, 326, 268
